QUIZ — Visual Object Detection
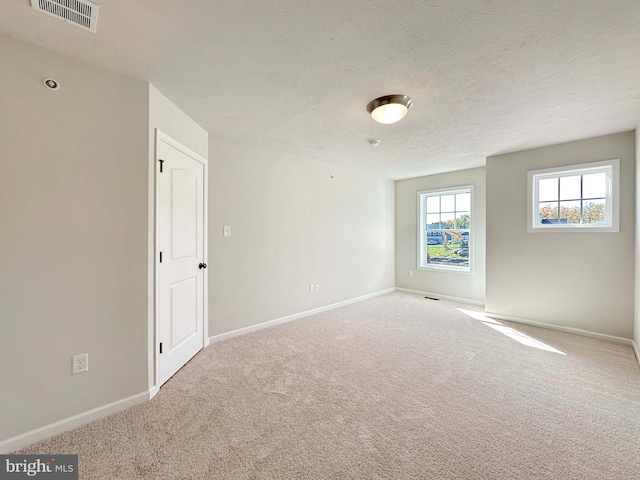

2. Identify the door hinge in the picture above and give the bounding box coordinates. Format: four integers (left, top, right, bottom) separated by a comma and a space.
159, 251, 163, 263
158, 159, 165, 173
159, 342, 163, 354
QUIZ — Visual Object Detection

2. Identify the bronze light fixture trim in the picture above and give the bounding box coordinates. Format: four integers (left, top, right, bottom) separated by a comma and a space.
366, 94, 413, 124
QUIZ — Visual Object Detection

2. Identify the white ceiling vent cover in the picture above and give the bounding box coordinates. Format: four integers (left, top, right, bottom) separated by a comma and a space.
31, 0, 99, 33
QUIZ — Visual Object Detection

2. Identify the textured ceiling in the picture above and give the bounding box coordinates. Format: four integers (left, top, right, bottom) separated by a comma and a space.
2, 1, 640, 179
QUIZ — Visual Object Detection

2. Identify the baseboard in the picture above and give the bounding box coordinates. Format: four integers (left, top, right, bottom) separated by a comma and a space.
632, 340, 640, 367
395, 288, 485, 307
484, 311, 634, 346
149, 385, 160, 400
0, 389, 153, 454
209, 287, 396, 344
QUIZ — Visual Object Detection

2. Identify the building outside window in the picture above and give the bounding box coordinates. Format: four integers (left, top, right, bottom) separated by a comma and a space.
418, 186, 472, 272
528, 159, 619, 233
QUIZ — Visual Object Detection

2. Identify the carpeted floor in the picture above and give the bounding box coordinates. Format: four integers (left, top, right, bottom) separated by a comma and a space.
17, 292, 640, 479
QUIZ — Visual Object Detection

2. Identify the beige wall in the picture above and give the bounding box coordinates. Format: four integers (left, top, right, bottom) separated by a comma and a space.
0, 36, 149, 442
0, 33, 392, 447
208, 136, 395, 336
486, 132, 635, 339
395, 167, 486, 304
636, 127, 640, 349
2, 33, 636, 453
149, 85, 208, 160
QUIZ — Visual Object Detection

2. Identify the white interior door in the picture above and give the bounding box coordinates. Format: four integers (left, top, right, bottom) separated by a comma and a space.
157, 136, 205, 387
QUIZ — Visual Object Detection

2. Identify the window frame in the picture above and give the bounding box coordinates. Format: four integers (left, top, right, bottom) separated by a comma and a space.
527, 159, 620, 233
417, 185, 474, 274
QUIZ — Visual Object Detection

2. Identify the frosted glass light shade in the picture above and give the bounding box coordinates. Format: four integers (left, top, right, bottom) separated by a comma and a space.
371, 103, 408, 124
366, 95, 412, 124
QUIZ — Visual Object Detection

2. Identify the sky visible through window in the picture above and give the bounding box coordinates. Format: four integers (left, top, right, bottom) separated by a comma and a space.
420, 189, 471, 271
537, 171, 606, 224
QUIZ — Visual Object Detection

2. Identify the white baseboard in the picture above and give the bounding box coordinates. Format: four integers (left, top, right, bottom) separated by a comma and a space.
209, 287, 396, 344
148, 385, 160, 400
0, 389, 153, 454
484, 311, 634, 346
632, 340, 639, 367
395, 288, 485, 307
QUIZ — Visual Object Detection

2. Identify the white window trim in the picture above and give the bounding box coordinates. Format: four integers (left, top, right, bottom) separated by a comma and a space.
527, 159, 620, 233
416, 185, 474, 275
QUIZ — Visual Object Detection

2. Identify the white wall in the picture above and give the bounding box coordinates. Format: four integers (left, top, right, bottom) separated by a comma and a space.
486, 132, 635, 339
395, 167, 486, 304
147, 85, 208, 390
0, 36, 149, 443
208, 136, 395, 336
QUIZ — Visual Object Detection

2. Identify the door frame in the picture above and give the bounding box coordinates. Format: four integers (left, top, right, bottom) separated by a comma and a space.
149, 129, 209, 398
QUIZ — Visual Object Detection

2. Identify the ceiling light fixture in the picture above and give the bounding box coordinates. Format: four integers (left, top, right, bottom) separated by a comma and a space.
366, 94, 412, 124
43, 78, 60, 91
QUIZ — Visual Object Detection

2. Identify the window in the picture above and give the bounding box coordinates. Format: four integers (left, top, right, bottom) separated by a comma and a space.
528, 159, 619, 232
418, 186, 472, 272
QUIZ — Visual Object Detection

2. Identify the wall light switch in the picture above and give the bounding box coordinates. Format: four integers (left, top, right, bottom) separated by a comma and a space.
409, 270, 414, 278
223, 226, 231, 237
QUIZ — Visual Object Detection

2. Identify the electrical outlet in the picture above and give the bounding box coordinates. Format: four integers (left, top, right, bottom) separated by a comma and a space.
309, 284, 314, 293
314, 284, 319, 292
72, 353, 88, 375
409, 270, 414, 278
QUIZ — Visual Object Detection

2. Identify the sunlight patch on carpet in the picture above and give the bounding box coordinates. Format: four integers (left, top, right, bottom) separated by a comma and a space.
457, 308, 565, 355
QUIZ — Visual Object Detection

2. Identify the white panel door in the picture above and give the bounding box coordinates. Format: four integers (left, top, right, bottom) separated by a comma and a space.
157, 138, 205, 387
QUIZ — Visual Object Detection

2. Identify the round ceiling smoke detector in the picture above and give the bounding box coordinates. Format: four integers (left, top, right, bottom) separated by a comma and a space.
368, 139, 380, 147
43, 78, 60, 91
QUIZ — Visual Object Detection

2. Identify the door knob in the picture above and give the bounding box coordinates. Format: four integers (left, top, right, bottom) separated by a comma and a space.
199, 263, 207, 269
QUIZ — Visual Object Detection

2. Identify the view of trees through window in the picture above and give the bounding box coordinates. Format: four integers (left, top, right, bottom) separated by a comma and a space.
537, 171, 607, 225
420, 188, 471, 270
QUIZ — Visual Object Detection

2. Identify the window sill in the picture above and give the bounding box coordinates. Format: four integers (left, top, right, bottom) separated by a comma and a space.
417, 265, 473, 275
527, 225, 619, 233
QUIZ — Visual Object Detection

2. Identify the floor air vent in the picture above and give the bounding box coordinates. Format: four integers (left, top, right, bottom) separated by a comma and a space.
31, 0, 99, 33
424, 296, 440, 301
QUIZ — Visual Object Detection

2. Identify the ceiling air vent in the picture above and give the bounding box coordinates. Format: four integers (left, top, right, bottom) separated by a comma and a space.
31, 0, 99, 33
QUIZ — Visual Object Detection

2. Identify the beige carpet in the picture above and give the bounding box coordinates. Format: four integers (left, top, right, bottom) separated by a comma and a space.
17, 292, 640, 479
